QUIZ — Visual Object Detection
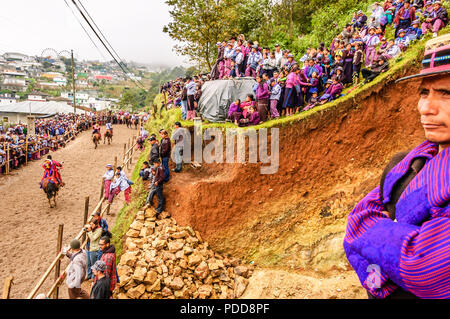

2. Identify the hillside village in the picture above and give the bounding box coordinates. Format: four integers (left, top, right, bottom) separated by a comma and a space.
0, 51, 152, 113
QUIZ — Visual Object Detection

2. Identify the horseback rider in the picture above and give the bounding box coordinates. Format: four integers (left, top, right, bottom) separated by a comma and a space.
41, 155, 64, 188
92, 122, 102, 140
105, 121, 113, 136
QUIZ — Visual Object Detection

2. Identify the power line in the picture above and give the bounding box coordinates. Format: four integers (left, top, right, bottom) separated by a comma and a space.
76, 0, 146, 88
76, 0, 133, 74
63, 0, 107, 61
70, 0, 147, 91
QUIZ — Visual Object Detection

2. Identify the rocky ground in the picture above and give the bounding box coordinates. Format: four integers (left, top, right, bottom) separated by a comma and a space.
114, 207, 253, 299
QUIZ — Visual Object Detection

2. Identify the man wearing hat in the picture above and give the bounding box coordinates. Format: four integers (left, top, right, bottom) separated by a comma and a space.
90, 260, 111, 299
62, 239, 89, 299
421, 1, 448, 38
102, 164, 114, 200
344, 34, 450, 299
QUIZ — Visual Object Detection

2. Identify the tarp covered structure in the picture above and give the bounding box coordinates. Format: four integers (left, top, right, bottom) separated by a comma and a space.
198, 77, 256, 122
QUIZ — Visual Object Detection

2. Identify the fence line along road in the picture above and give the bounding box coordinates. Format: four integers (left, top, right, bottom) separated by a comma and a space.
26, 126, 141, 299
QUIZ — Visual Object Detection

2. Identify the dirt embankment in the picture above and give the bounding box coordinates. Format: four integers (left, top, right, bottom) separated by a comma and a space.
162, 65, 425, 297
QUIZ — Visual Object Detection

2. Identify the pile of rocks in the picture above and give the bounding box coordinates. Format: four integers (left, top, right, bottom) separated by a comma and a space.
114, 208, 253, 299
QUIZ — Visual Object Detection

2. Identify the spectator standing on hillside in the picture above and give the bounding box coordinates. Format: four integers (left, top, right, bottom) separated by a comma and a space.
148, 159, 165, 217
90, 260, 111, 299
62, 239, 89, 299
394, 0, 416, 37
159, 129, 171, 182
148, 136, 160, 166
185, 77, 197, 120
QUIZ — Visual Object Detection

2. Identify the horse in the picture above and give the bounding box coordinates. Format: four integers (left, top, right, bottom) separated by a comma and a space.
42, 178, 59, 208
104, 129, 113, 145
133, 118, 138, 130
93, 133, 101, 149
125, 115, 131, 128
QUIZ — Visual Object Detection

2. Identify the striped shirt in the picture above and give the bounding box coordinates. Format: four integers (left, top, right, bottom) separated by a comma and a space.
344, 141, 450, 299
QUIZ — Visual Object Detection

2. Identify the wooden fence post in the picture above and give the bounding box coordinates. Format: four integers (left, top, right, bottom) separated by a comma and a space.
113, 156, 117, 172
53, 224, 64, 299
6, 143, 10, 175
25, 138, 28, 165
123, 143, 127, 166
99, 179, 105, 212
2, 276, 13, 299
82, 196, 89, 243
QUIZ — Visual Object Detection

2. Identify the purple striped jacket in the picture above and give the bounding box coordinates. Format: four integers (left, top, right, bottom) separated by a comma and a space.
344, 140, 450, 299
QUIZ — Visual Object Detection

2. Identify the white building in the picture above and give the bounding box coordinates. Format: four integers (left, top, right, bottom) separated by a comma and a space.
61, 91, 89, 104
0, 97, 18, 106
0, 101, 81, 124
1, 71, 27, 92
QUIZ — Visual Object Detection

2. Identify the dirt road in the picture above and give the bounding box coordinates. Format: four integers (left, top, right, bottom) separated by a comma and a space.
0, 125, 139, 299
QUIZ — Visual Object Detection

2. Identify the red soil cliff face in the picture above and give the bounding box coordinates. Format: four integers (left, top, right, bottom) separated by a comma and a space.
164, 69, 425, 270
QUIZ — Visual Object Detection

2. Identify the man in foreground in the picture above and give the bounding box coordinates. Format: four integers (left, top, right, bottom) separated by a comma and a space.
62, 239, 89, 299
344, 34, 450, 299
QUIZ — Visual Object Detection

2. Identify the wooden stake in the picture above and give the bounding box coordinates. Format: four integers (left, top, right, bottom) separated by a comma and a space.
2, 276, 13, 299
82, 196, 89, 243
6, 143, 9, 174
53, 224, 64, 299
25, 138, 28, 165
113, 156, 117, 172
99, 179, 105, 212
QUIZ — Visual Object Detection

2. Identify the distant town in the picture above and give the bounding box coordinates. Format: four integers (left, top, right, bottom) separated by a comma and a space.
0, 50, 181, 124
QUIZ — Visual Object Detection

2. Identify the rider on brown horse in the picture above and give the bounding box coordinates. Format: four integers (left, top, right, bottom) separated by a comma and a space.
41, 155, 64, 188
92, 122, 102, 140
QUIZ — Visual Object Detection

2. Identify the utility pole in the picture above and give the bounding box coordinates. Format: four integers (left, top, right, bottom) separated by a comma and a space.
71, 50, 76, 114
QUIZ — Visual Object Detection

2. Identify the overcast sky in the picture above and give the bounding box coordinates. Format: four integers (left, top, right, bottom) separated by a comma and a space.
0, 0, 186, 67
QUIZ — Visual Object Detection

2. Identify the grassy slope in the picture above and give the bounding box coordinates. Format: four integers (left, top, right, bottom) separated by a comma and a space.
110, 108, 183, 257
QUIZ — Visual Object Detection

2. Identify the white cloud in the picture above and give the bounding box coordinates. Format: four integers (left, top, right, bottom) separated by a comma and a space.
0, 0, 187, 67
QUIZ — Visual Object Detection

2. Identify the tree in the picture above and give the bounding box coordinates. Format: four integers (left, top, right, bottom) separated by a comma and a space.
164, 0, 241, 70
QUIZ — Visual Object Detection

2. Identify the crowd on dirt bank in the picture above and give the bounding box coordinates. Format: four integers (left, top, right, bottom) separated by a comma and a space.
160, 0, 448, 126
0, 111, 148, 174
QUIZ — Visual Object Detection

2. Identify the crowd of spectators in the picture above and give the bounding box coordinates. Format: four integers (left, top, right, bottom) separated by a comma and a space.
157, 0, 447, 127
